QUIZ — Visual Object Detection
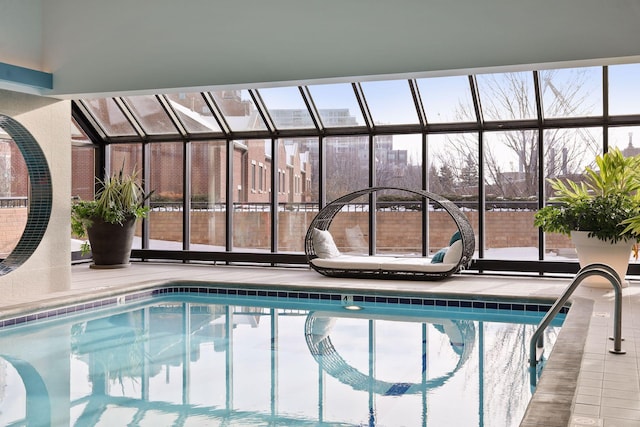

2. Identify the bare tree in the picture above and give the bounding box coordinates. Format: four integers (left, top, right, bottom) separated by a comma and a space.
432, 70, 600, 198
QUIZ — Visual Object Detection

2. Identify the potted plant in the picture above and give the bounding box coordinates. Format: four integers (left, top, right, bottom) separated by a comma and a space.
72, 168, 152, 268
534, 148, 640, 287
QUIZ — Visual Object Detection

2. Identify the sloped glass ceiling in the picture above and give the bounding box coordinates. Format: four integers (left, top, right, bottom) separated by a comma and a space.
75, 65, 640, 143
69, 63, 640, 270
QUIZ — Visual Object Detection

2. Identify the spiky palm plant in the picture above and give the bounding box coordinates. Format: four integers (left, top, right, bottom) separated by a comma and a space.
72, 167, 152, 254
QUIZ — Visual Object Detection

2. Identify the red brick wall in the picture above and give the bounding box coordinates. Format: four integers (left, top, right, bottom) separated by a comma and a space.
142, 209, 574, 253
0, 208, 28, 257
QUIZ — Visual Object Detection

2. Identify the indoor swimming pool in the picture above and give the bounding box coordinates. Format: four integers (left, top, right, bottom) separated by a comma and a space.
0, 285, 565, 427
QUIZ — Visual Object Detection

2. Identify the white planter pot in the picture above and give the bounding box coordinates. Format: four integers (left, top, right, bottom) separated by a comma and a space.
571, 231, 633, 288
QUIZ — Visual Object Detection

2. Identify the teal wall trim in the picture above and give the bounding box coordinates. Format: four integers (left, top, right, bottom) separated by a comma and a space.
0, 62, 53, 89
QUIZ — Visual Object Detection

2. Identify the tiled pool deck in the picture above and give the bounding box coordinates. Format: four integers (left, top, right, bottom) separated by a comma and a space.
2, 262, 639, 426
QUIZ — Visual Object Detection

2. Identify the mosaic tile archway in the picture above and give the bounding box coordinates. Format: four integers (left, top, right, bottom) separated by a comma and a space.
0, 115, 52, 275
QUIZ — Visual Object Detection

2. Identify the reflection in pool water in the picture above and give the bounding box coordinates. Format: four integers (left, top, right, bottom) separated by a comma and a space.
0, 291, 561, 426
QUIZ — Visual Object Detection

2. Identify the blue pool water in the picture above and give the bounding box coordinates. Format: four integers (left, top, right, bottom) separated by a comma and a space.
0, 286, 564, 427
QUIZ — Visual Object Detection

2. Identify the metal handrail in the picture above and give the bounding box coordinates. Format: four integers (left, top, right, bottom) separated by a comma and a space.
529, 263, 625, 384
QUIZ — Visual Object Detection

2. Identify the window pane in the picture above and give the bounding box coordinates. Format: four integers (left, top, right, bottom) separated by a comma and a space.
544, 128, 600, 182
82, 98, 137, 136
427, 133, 479, 255
233, 139, 271, 251
71, 118, 95, 201
259, 87, 315, 130
124, 95, 179, 135
361, 80, 419, 125
149, 142, 184, 250
0, 136, 28, 258
375, 134, 421, 188
476, 72, 537, 121
543, 128, 601, 260
609, 126, 640, 155
211, 90, 267, 132
375, 135, 423, 255
608, 126, 640, 266
71, 145, 95, 201
540, 67, 602, 118
609, 63, 640, 115
108, 144, 144, 249
325, 136, 370, 254
307, 83, 366, 127
325, 136, 369, 202
484, 131, 538, 260
277, 138, 318, 252
191, 141, 227, 250
417, 76, 476, 123
166, 93, 221, 134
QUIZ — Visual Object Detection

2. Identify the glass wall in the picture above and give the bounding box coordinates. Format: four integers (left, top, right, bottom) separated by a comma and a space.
276, 137, 318, 253
190, 140, 227, 251
149, 142, 184, 250
483, 130, 539, 260
232, 139, 271, 252
69, 64, 640, 275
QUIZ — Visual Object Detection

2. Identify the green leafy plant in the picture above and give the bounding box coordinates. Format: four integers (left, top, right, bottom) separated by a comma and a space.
72, 168, 152, 254
534, 148, 640, 244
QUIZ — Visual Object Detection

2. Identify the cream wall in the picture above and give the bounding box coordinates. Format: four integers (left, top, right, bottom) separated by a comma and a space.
0, 89, 71, 297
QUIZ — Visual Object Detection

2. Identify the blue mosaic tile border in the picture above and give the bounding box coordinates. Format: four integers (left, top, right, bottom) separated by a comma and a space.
0, 284, 569, 329
0, 115, 52, 276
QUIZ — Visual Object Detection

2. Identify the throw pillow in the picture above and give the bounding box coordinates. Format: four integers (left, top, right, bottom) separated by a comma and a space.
443, 239, 463, 264
431, 247, 448, 263
449, 230, 462, 245
312, 228, 341, 258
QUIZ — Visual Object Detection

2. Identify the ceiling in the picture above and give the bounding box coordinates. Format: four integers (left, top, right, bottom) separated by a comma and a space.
2, 0, 640, 99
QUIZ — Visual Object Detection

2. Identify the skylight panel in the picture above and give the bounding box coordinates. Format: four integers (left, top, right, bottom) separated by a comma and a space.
417, 76, 476, 123
258, 87, 315, 130
609, 63, 640, 116
211, 90, 267, 132
307, 83, 366, 127
539, 67, 602, 119
81, 98, 138, 136
360, 79, 419, 125
166, 93, 221, 134
476, 72, 537, 121
124, 95, 180, 135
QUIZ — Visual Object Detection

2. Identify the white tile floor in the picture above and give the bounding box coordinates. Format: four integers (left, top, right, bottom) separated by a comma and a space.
1, 262, 639, 426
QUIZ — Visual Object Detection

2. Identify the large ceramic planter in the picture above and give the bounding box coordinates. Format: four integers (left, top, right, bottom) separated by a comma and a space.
86, 216, 136, 269
571, 231, 633, 288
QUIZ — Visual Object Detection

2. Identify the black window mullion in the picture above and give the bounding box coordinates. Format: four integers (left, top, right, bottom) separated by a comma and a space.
183, 140, 191, 253
271, 138, 278, 257
603, 66, 609, 153
533, 71, 546, 263
469, 76, 484, 128
226, 139, 234, 253
202, 92, 232, 136
369, 134, 375, 256
422, 133, 429, 257
250, 89, 276, 133
141, 142, 151, 252
73, 100, 109, 142
352, 82, 374, 132
115, 97, 147, 140
299, 86, 324, 132
157, 94, 188, 137
409, 78, 428, 130
318, 136, 326, 208
477, 130, 485, 261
